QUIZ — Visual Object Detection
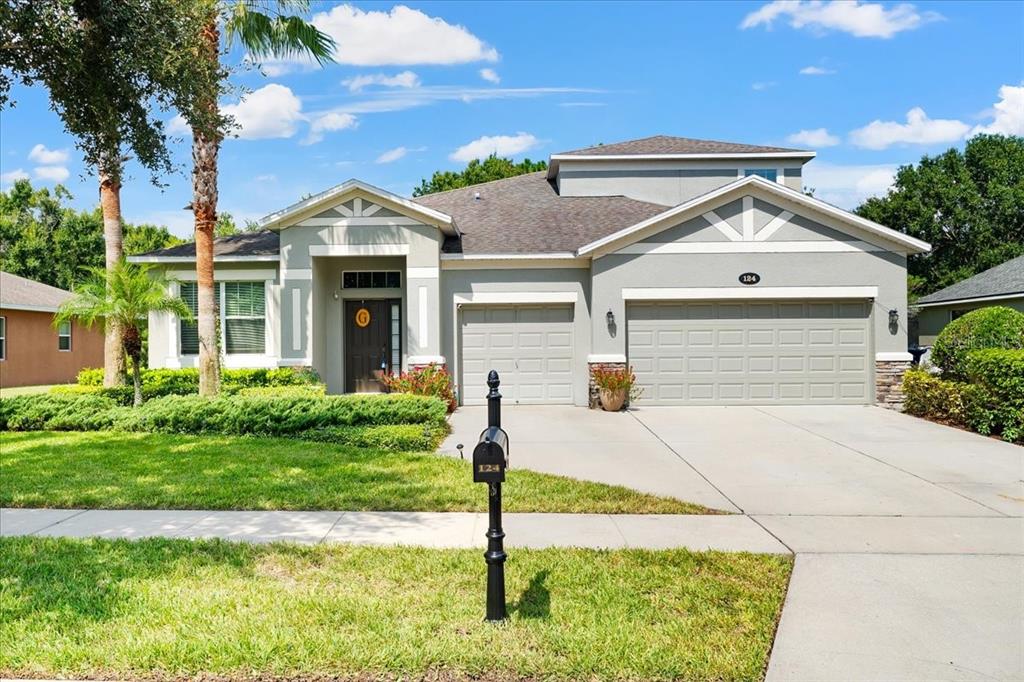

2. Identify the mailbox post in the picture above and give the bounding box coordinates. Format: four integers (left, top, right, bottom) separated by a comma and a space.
472, 370, 509, 622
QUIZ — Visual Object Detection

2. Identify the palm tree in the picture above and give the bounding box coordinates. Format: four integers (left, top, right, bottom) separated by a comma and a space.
191, 1, 334, 396
56, 262, 192, 406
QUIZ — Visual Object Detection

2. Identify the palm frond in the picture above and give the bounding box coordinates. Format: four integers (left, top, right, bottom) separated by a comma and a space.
225, 1, 334, 63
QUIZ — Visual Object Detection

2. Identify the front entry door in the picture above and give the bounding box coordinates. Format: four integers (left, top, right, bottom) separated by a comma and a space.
345, 299, 391, 393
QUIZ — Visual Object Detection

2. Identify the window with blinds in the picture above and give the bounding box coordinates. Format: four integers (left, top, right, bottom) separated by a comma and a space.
179, 282, 264, 355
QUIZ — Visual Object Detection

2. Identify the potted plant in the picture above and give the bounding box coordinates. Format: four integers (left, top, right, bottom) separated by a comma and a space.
591, 365, 641, 411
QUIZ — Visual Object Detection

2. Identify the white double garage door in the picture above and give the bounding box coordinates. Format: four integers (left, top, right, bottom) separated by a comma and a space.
458, 299, 871, 406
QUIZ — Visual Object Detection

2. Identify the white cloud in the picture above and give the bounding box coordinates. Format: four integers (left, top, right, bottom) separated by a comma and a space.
33, 165, 70, 183
304, 112, 358, 145
222, 84, 304, 140
449, 133, 539, 163
786, 127, 840, 147
479, 68, 500, 84
0, 168, 29, 184
752, 81, 777, 91
741, 1, 941, 38
28, 144, 70, 165
802, 162, 898, 208
342, 70, 420, 92
970, 84, 1024, 136
849, 107, 970, 149
799, 65, 836, 75
376, 146, 409, 163
254, 174, 277, 182
315, 4, 498, 66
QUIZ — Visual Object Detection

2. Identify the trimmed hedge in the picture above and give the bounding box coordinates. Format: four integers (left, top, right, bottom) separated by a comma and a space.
930, 307, 1024, 380
0, 393, 449, 449
75, 367, 322, 399
903, 350, 1024, 443
236, 385, 327, 398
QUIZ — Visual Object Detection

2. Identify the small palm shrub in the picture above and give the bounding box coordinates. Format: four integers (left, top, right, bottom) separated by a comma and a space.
382, 364, 457, 413
930, 306, 1024, 380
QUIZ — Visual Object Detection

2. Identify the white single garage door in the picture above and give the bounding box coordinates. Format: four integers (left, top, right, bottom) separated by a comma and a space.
460, 305, 574, 405
628, 300, 871, 405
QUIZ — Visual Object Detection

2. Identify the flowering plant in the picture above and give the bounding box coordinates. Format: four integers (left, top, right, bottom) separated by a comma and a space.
382, 363, 457, 413
590, 365, 643, 401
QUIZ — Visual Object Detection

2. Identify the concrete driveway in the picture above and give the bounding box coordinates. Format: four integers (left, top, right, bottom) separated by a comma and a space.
442, 405, 1024, 681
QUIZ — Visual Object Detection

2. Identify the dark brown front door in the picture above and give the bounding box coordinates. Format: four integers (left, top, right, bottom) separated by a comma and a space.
345, 299, 390, 393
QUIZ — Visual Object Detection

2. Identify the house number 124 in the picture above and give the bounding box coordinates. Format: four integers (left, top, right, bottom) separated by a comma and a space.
738, 272, 761, 285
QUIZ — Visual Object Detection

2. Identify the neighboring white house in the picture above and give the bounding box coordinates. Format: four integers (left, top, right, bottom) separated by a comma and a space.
130, 135, 930, 408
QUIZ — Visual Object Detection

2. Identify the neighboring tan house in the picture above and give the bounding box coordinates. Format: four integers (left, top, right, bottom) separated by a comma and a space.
0, 271, 104, 388
130, 135, 930, 408
914, 254, 1024, 345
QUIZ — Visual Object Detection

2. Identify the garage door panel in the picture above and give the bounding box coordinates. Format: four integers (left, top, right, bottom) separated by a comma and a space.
461, 304, 574, 405
629, 300, 870, 405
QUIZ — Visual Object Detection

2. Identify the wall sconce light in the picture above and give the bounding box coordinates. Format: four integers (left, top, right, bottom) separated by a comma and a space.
888, 309, 899, 327
606, 310, 615, 325
333, 291, 340, 301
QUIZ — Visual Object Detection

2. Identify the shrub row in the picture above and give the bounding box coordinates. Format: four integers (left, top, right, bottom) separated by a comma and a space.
0, 393, 448, 444
382, 364, 457, 413
75, 366, 323, 400
930, 306, 1024, 380
903, 349, 1024, 442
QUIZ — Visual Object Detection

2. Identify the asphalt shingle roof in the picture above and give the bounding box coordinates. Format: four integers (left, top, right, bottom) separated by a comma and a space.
414, 171, 670, 254
917, 255, 1024, 305
135, 229, 280, 259
0, 271, 73, 310
556, 135, 807, 156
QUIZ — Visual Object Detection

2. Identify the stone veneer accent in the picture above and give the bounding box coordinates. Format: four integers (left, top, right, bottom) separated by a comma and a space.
876, 360, 911, 411
588, 361, 628, 409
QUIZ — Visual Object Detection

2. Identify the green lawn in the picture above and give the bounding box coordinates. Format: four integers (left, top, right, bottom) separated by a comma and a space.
0, 431, 713, 514
0, 537, 791, 681
0, 384, 64, 398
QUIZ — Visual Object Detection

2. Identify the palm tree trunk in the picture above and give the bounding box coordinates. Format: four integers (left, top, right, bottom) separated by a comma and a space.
194, 17, 221, 397
99, 166, 126, 388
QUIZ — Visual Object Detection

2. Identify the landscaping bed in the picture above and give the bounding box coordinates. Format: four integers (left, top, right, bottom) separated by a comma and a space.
0, 431, 710, 514
0, 537, 790, 681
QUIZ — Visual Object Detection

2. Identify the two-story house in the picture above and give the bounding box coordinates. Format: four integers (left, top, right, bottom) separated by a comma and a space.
131, 135, 930, 407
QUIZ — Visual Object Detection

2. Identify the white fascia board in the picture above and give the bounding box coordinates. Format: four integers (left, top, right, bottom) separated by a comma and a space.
309, 244, 410, 257
914, 292, 1024, 308
0, 303, 60, 313
127, 255, 280, 264
257, 178, 454, 234
577, 175, 931, 256
454, 292, 578, 305
622, 286, 879, 301
617, 240, 887, 254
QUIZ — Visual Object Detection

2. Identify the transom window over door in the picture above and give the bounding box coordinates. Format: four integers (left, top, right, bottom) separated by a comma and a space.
343, 271, 401, 289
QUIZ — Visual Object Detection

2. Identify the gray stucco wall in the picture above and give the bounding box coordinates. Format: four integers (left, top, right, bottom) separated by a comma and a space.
915, 297, 1024, 345
440, 267, 592, 406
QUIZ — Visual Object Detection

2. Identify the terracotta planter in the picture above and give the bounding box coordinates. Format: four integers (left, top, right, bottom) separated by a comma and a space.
599, 387, 627, 412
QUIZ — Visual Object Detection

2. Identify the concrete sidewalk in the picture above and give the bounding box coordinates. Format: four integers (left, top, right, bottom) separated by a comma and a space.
0, 507, 789, 553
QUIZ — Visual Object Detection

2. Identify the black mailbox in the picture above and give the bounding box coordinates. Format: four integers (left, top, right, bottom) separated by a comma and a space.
473, 425, 509, 483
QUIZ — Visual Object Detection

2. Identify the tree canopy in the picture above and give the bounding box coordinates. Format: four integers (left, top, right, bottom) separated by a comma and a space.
412, 155, 548, 197
856, 134, 1024, 300
0, 179, 181, 290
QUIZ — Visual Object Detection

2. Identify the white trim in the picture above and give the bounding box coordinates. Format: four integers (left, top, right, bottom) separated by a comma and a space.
551, 151, 816, 162
309, 244, 410, 257
291, 288, 301, 351
407, 267, 439, 279
127, 255, 279, 263
335, 202, 354, 217
278, 357, 311, 367
622, 286, 879, 301
0, 303, 59, 313
914, 292, 1024, 308
736, 168, 744, 179
453, 291, 579, 305
418, 285, 428, 349
742, 196, 754, 241
408, 355, 446, 365
258, 179, 454, 233
361, 202, 382, 217
754, 210, 795, 241
702, 210, 743, 242
616, 240, 886, 255
587, 354, 626, 363
296, 217, 427, 227
167, 268, 278, 282
353, 197, 362, 217
777, 167, 785, 185
281, 268, 312, 281
876, 352, 913, 362
577, 174, 931, 256
440, 252, 579, 260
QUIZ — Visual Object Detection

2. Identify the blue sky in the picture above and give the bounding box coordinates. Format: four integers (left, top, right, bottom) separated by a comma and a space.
1, 0, 1021, 237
